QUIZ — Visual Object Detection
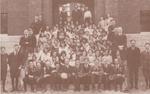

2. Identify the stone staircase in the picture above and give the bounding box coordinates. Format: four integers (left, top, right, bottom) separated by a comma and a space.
0, 32, 150, 53
0, 33, 150, 90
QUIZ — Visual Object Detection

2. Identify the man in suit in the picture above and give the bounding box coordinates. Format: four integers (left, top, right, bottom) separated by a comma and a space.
19, 29, 36, 65
126, 40, 140, 89
30, 15, 45, 35
8, 44, 21, 91
1, 47, 8, 92
141, 42, 150, 89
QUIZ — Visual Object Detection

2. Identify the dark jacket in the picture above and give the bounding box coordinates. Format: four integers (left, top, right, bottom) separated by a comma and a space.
8, 52, 21, 77
141, 50, 150, 71
115, 34, 127, 47
1, 53, 8, 72
126, 47, 141, 68
1, 53, 8, 80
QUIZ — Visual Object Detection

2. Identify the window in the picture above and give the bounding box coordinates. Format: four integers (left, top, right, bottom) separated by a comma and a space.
1, 13, 8, 34
140, 10, 150, 31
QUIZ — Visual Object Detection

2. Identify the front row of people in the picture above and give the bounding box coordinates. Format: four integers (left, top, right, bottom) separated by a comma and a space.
23, 58, 125, 92
1, 41, 150, 92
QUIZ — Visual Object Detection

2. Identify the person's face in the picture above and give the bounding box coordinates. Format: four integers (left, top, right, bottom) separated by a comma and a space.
145, 44, 150, 50
114, 59, 119, 64
107, 14, 110, 18
84, 63, 88, 68
104, 51, 108, 56
35, 16, 39, 22
1, 47, 6, 54
14, 45, 19, 51
24, 30, 29, 38
46, 26, 49, 31
46, 62, 50, 68
130, 40, 136, 47
62, 53, 66, 57
37, 63, 41, 69
32, 55, 37, 61
95, 51, 100, 56
118, 29, 123, 36
82, 51, 87, 56
62, 42, 66, 47
111, 20, 116, 25
100, 17, 104, 21
56, 64, 60, 69
29, 62, 34, 68
88, 50, 93, 54
75, 62, 80, 68
38, 15, 42, 21
29, 29, 33, 36
53, 52, 57, 57
44, 48, 48, 54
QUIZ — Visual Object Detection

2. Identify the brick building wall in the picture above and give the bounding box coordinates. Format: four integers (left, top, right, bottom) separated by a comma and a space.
1, 0, 150, 35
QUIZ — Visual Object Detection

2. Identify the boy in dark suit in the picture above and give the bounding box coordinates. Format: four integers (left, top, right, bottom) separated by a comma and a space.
141, 42, 150, 89
127, 40, 141, 89
23, 60, 37, 92
8, 44, 21, 91
1, 47, 8, 92
114, 59, 125, 91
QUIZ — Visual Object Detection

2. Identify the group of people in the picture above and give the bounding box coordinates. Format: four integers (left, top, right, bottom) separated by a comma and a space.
59, 7, 92, 25
1, 14, 150, 93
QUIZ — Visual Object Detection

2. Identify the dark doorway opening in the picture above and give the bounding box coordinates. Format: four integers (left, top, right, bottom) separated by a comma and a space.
52, 0, 94, 25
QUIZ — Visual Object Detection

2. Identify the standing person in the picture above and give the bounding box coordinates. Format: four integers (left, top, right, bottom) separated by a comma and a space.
30, 15, 45, 35
126, 40, 141, 89
84, 7, 92, 24
19, 29, 30, 64
20, 29, 36, 64
8, 44, 21, 91
115, 27, 127, 48
1, 47, 8, 92
20, 29, 36, 54
107, 27, 118, 61
115, 27, 127, 70
28, 28, 37, 51
107, 19, 117, 44
141, 42, 150, 89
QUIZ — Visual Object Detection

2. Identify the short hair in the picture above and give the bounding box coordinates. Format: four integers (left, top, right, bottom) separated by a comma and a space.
24, 29, 28, 34
117, 27, 123, 31
145, 42, 150, 46
1, 46, 5, 49
130, 39, 136, 43
14, 44, 19, 47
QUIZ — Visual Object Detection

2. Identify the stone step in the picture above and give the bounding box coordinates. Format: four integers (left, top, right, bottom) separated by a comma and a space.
1, 33, 150, 53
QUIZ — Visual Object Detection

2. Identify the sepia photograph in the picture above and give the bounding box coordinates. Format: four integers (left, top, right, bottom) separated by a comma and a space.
0, 0, 150, 94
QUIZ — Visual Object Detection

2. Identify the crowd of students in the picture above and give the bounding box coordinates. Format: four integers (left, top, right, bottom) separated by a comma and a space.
1, 14, 150, 93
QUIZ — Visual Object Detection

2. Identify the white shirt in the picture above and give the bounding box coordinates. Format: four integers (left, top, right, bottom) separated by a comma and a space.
102, 55, 112, 64
84, 10, 92, 19
40, 52, 51, 63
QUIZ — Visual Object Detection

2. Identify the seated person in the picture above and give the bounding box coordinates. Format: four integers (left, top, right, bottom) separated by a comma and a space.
23, 60, 37, 92
113, 59, 125, 91
23, 61, 43, 92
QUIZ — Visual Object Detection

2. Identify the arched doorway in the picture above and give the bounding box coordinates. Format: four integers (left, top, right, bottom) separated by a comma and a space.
52, 0, 94, 25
